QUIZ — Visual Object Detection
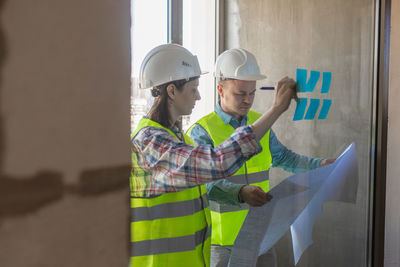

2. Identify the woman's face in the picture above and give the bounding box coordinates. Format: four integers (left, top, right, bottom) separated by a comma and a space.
174, 78, 201, 116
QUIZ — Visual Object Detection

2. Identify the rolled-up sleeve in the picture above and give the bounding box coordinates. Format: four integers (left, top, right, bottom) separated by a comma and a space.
206, 180, 244, 206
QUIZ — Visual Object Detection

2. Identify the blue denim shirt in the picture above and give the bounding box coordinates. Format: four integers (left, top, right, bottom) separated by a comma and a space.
188, 103, 322, 206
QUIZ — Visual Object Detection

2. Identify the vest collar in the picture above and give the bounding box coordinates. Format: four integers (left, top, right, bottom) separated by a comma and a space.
215, 102, 249, 129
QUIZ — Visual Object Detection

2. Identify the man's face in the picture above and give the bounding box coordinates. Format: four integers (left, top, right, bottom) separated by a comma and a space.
218, 80, 257, 119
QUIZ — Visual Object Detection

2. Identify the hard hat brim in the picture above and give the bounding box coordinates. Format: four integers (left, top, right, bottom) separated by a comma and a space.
138, 71, 209, 89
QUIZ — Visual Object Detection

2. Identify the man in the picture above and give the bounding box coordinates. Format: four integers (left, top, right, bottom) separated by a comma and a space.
187, 48, 334, 267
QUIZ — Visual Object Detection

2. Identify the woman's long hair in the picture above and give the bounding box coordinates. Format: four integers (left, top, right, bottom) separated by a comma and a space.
147, 76, 199, 129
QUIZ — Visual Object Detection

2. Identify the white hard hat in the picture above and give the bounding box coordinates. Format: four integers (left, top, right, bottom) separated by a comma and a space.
138, 44, 206, 89
214, 48, 266, 81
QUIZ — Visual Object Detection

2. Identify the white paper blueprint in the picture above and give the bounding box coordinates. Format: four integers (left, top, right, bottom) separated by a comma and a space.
228, 143, 358, 267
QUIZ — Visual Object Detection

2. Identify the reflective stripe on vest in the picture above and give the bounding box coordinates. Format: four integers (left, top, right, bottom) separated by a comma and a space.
131, 225, 211, 257
227, 170, 270, 184
131, 192, 210, 222
187, 110, 272, 246
130, 118, 211, 267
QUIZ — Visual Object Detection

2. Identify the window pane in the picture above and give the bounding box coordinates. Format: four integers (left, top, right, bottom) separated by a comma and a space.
131, 0, 168, 131
225, 0, 376, 266
182, 0, 217, 131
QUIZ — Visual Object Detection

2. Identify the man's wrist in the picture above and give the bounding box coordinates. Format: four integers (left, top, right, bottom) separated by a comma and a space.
238, 185, 246, 203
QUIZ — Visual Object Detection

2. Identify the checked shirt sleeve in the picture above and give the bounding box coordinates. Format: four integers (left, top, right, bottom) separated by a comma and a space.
132, 125, 261, 194
189, 123, 245, 206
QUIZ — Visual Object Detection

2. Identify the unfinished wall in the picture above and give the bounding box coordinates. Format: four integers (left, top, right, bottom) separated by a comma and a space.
385, 0, 400, 266
0, 0, 131, 266
225, 0, 375, 266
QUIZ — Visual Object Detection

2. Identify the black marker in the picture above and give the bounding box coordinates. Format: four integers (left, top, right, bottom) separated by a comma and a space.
260, 87, 274, 90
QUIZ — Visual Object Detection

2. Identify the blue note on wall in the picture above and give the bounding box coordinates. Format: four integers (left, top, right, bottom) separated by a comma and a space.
321, 72, 332, 94
318, 99, 332, 119
296, 69, 320, 93
293, 98, 308, 121
304, 99, 320, 120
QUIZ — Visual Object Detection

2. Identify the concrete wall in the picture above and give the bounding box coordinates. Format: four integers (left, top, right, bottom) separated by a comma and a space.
385, 0, 400, 266
0, 0, 131, 266
225, 0, 375, 266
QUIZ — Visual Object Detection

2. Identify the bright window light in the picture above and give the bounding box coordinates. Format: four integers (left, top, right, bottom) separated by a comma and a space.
131, 0, 167, 131
131, 0, 217, 132
182, 0, 217, 131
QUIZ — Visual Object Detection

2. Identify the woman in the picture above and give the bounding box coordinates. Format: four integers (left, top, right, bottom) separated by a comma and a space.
129, 44, 296, 267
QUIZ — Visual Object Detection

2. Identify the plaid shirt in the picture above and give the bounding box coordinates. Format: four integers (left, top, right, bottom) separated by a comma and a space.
131, 124, 261, 197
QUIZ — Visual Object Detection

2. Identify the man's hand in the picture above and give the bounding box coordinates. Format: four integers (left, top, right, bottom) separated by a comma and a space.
320, 158, 336, 167
251, 76, 297, 141
239, 185, 273, 207
273, 76, 297, 113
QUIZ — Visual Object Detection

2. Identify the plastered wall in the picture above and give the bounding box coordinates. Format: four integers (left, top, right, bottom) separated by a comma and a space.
0, 0, 131, 266
225, 0, 375, 266
385, 1, 400, 266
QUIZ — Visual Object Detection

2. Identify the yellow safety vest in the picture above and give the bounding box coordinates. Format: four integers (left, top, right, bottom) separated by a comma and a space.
130, 118, 211, 267
187, 110, 272, 246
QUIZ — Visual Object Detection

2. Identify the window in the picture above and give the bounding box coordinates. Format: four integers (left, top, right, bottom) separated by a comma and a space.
182, 0, 217, 130
130, 0, 168, 131
130, 0, 217, 132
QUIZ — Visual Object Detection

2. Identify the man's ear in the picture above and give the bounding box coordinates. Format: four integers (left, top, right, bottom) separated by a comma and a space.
217, 84, 224, 98
166, 84, 176, 99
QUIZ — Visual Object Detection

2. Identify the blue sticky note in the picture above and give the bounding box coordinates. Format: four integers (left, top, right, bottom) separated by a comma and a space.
293, 98, 308, 121
321, 72, 332, 94
296, 69, 307, 92
296, 69, 320, 93
304, 99, 320, 120
318, 99, 332, 119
